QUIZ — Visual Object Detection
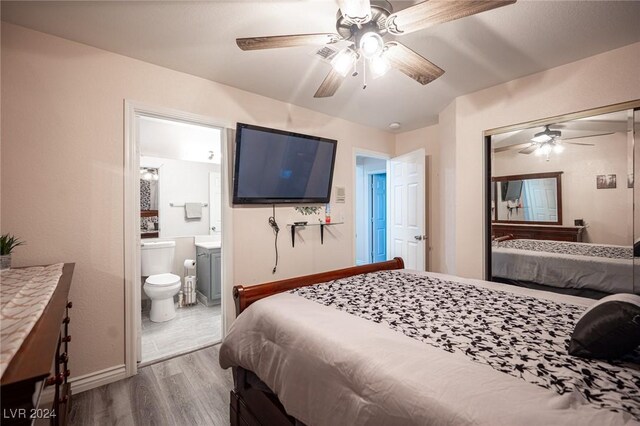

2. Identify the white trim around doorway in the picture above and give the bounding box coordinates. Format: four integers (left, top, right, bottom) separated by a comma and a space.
124, 101, 234, 377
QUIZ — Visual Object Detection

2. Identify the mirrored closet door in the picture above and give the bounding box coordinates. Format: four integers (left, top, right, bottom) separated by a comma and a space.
486, 102, 640, 297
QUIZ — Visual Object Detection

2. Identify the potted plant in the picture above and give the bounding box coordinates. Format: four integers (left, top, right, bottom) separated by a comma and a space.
1, 233, 25, 270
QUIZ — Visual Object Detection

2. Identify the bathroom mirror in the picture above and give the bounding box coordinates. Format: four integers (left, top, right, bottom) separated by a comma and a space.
140, 156, 220, 239
486, 103, 639, 297
492, 172, 562, 224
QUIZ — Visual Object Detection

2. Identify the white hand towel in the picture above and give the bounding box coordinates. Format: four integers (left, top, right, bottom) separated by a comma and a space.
185, 203, 202, 219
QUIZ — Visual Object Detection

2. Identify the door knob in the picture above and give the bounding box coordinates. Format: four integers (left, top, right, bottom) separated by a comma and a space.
414, 235, 427, 241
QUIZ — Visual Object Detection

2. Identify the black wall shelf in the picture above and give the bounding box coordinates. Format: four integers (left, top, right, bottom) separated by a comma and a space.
287, 222, 344, 247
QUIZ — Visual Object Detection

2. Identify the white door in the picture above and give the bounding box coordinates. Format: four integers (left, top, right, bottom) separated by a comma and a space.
523, 178, 558, 221
387, 149, 426, 270
209, 172, 222, 234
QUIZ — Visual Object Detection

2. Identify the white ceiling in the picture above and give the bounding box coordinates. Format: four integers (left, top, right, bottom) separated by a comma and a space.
139, 115, 222, 164
3, 1, 640, 132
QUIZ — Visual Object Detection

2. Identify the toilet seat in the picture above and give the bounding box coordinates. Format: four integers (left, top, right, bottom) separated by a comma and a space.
145, 273, 180, 287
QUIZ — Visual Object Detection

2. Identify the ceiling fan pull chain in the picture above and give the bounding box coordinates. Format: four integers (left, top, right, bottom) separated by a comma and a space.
363, 58, 367, 90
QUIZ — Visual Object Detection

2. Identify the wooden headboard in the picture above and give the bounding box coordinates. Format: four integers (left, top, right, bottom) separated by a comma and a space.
233, 257, 405, 317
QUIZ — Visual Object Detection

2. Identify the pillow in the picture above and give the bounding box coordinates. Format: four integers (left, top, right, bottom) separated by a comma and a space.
569, 293, 640, 359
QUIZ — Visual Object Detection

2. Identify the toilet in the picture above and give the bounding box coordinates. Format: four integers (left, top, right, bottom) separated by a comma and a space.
141, 240, 181, 322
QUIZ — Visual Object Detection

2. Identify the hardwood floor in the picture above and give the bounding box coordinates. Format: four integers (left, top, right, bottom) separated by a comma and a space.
69, 344, 232, 426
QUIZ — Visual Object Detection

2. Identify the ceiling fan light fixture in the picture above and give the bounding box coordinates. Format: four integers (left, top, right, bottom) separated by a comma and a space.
359, 32, 384, 58
538, 143, 552, 156
339, 0, 372, 24
531, 133, 552, 143
532, 125, 561, 143
369, 54, 390, 78
331, 48, 357, 77
553, 143, 565, 154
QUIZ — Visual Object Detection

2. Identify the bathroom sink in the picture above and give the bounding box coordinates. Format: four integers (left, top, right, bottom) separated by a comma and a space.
195, 241, 221, 249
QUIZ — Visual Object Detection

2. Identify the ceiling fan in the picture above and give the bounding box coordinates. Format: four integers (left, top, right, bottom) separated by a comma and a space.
236, 0, 516, 98
494, 124, 613, 161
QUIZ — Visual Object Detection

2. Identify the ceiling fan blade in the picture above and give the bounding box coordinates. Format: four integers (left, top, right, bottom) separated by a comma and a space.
493, 142, 530, 153
314, 68, 345, 98
237, 33, 341, 51
386, 1, 516, 35
561, 132, 614, 141
565, 142, 595, 146
337, 0, 372, 24
384, 42, 444, 85
519, 144, 538, 155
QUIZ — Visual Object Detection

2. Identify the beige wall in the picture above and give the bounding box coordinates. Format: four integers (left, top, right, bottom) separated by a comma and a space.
0, 24, 395, 378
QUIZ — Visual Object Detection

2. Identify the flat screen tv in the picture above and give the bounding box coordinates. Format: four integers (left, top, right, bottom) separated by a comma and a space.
233, 123, 337, 204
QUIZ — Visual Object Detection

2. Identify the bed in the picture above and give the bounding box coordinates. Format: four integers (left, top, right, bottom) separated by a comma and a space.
492, 238, 639, 296
219, 259, 640, 425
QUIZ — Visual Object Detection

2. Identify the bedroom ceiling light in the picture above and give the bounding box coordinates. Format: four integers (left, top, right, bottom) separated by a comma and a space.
388, 122, 401, 130
331, 48, 358, 77
370, 54, 390, 78
338, 0, 372, 24
533, 140, 564, 161
359, 32, 384, 58
237, 0, 516, 98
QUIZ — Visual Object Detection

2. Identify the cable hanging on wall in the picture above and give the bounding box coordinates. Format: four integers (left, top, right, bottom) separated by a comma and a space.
268, 204, 280, 274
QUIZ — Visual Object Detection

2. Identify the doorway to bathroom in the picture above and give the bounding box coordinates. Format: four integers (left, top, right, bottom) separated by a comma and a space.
124, 103, 231, 373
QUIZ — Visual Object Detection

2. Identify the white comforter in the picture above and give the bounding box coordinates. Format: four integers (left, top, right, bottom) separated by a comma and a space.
492, 244, 637, 294
219, 270, 638, 426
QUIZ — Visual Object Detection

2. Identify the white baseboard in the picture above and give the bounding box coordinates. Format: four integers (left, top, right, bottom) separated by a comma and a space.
39, 364, 127, 405
72, 364, 127, 394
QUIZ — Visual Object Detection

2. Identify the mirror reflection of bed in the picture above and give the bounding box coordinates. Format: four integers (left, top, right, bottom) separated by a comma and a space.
488, 109, 639, 297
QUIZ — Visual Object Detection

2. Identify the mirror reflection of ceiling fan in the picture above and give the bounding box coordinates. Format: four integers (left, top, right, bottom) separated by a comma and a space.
494, 124, 615, 161
236, 0, 516, 98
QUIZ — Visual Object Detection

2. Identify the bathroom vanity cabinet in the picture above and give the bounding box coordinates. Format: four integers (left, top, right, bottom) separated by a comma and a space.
196, 244, 221, 306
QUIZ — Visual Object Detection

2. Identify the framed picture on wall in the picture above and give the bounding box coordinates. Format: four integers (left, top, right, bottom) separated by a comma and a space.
596, 174, 616, 189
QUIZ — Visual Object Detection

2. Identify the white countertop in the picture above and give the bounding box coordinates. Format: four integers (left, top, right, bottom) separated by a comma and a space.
195, 241, 221, 249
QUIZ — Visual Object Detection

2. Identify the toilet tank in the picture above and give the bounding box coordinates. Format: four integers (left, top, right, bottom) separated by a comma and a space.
141, 241, 176, 276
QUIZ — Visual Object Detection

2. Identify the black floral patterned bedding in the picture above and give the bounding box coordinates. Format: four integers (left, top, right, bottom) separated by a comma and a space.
291, 270, 640, 420
493, 238, 633, 259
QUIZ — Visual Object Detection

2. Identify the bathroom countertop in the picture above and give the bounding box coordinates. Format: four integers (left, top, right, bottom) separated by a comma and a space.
195, 241, 221, 250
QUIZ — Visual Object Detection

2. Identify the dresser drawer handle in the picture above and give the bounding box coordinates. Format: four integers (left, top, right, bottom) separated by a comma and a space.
66, 301, 73, 309
45, 374, 63, 387
63, 316, 71, 325
59, 352, 69, 363
62, 335, 71, 343
63, 369, 71, 378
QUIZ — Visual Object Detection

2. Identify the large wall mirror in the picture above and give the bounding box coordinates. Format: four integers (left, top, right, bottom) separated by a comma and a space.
493, 172, 562, 224
486, 101, 640, 297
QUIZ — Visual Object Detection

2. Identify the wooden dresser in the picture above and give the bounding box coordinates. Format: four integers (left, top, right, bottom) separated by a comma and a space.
1, 263, 74, 426
492, 224, 585, 242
